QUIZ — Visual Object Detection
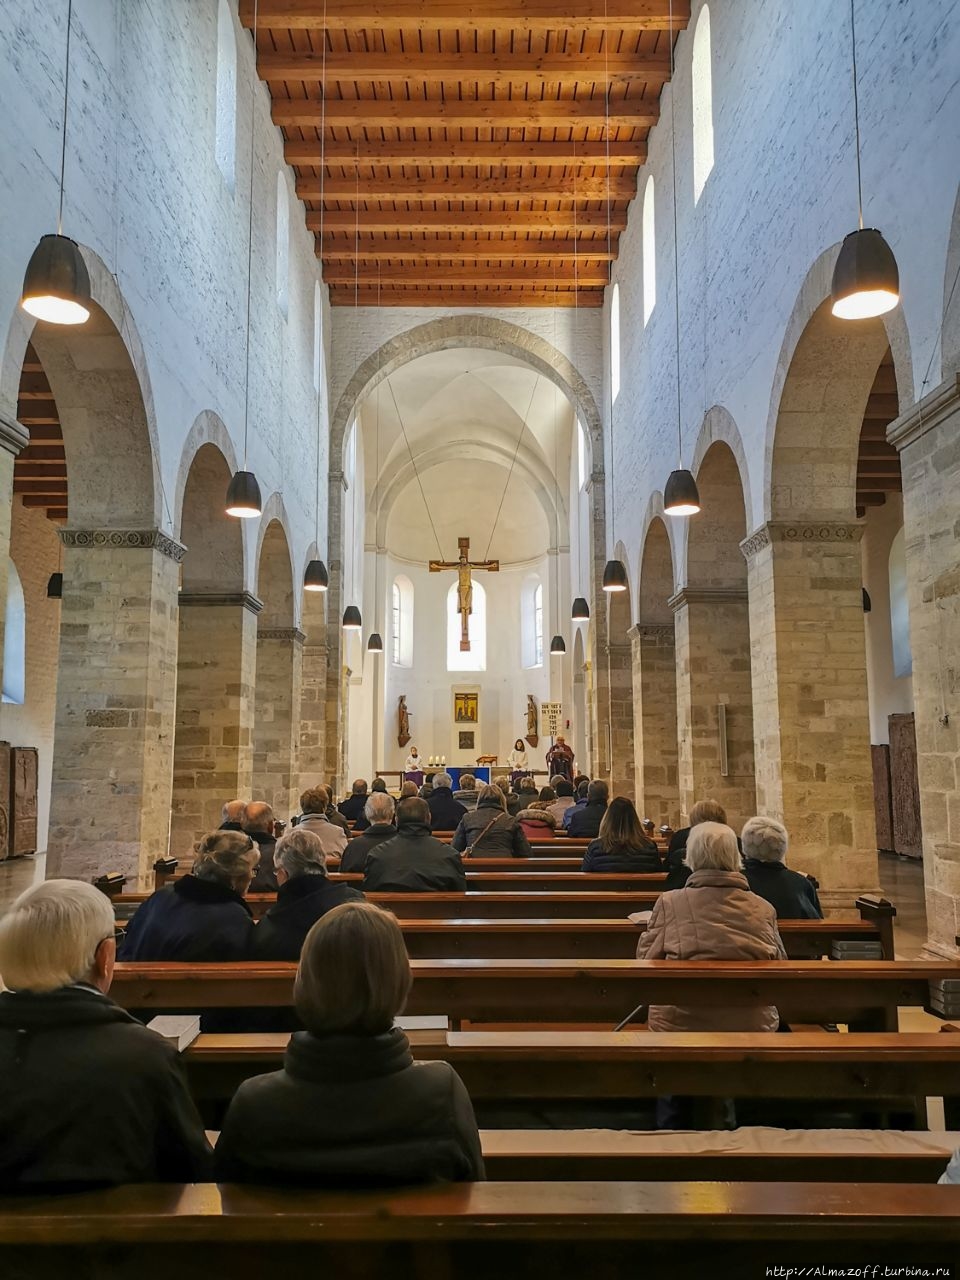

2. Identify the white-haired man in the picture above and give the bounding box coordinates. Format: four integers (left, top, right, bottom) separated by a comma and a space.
427, 771, 467, 831
340, 791, 398, 874
741, 816, 823, 919
253, 828, 364, 961
0, 879, 212, 1191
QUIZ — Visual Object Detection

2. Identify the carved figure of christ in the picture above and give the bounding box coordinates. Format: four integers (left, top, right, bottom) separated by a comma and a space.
429, 536, 499, 651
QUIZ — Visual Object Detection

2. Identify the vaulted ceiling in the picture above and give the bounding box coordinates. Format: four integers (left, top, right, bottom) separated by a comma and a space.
240, 1, 687, 308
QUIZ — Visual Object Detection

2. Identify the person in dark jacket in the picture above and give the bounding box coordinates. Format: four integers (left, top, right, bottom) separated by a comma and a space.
363, 798, 467, 892
582, 796, 662, 872
561, 779, 591, 830
452, 784, 532, 858
566, 780, 609, 838
253, 829, 364, 961
427, 772, 467, 831
740, 816, 823, 919
245, 801, 279, 892
118, 830, 258, 963
340, 792, 398, 874
0, 880, 213, 1192
220, 798, 247, 831
452, 773, 480, 811
216, 901, 484, 1186
665, 799, 740, 890
338, 779, 369, 826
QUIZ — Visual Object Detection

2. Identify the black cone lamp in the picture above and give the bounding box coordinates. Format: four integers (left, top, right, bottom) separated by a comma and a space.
550, 634, 566, 656
342, 605, 362, 631
303, 557, 329, 592
22, 234, 91, 326
367, 631, 383, 653
664, 467, 701, 518
571, 596, 590, 621
602, 559, 628, 592
225, 469, 262, 518
831, 228, 899, 320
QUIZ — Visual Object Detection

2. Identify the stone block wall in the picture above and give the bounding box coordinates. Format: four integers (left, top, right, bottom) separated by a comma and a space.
632, 624, 680, 828
252, 628, 303, 819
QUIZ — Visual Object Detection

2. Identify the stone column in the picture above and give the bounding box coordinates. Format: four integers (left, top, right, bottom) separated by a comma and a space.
45, 528, 183, 887
742, 521, 877, 907
671, 586, 757, 831
299, 637, 329, 791
606, 638, 636, 800
0, 416, 29, 692
253, 627, 304, 819
631, 623, 680, 828
889, 374, 960, 956
170, 590, 260, 859
323, 468, 347, 787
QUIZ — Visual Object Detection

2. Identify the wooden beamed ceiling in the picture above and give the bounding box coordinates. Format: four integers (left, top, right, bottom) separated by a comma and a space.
240, 0, 687, 307
14, 345, 67, 523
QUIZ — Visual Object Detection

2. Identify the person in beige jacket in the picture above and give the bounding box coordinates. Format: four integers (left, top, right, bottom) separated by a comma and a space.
636, 821, 787, 1033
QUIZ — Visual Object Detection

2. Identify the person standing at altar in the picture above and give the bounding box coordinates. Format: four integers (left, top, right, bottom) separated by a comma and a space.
404, 746, 423, 776
507, 739, 528, 786
545, 735, 575, 784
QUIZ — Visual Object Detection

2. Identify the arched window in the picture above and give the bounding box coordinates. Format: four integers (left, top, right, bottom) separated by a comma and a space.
447, 580, 486, 672
521, 578, 543, 669
2, 560, 25, 705
692, 6, 715, 203
642, 176, 656, 325
214, 0, 237, 192
889, 528, 913, 678
276, 172, 290, 316
610, 283, 621, 404
392, 575, 414, 667
313, 281, 323, 392
534, 583, 544, 666
577, 421, 588, 491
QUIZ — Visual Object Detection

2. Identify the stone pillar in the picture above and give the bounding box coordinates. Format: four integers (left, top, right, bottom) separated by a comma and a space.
170, 590, 260, 859
323, 468, 347, 788
671, 587, 757, 831
0, 416, 29, 692
742, 522, 877, 906
631, 623, 680, 828
606, 638, 636, 800
45, 528, 183, 887
299, 637, 329, 791
889, 374, 960, 956
253, 627, 304, 819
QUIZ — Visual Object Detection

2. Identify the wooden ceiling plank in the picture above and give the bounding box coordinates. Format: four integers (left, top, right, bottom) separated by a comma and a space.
259, 49, 671, 82
298, 174, 635, 199
240, 1, 689, 32
318, 236, 615, 258
311, 208, 627, 230
322, 264, 608, 284
285, 138, 644, 164
328, 286, 604, 306
273, 97, 660, 128
13, 479, 68, 496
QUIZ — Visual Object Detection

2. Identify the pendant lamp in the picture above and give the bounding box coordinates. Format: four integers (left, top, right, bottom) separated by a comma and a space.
303, 557, 329, 592
550, 634, 566, 656
367, 632, 383, 653
342, 606, 362, 631
21, 2, 90, 326
664, 467, 701, 518
571, 596, 590, 621
602, 559, 628, 593
831, 0, 899, 321
226, 0, 262, 518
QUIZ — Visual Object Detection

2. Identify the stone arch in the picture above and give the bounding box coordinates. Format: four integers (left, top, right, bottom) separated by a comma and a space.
606, 538, 635, 800
254, 494, 295, 620
178, 441, 245, 594
690, 405, 754, 531
173, 411, 239, 541
943, 181, 960, 379
689, 441, 750, 589
635, 516, 680, 827
253, 517, 299, 814
762, 243, 913, 523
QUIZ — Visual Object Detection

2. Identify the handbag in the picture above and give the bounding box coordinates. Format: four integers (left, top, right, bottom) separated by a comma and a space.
463, 814, 502, 858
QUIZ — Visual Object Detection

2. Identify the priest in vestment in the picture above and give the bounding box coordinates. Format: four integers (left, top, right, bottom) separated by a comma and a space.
545, 736, 575, 784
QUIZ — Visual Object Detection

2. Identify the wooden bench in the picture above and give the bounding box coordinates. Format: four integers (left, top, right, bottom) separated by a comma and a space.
182, 1028, 960, 1126
2, 1182, 958, 1278
110, 958, 960, 1030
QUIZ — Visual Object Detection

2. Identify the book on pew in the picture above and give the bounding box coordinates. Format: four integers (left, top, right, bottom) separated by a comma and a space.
396, 1015, 449, 1031
830, 941, 884, 960
147, 1015, 201, 1052
627, 910, 652, 926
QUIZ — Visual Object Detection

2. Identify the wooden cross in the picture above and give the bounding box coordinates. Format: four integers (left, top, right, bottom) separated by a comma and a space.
429, 536, 499, 651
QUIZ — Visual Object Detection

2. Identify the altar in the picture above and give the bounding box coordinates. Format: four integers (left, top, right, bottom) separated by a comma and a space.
444, 765, 490, 789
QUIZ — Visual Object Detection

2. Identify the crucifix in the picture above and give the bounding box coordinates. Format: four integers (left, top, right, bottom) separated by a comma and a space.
429, 536, 499, 651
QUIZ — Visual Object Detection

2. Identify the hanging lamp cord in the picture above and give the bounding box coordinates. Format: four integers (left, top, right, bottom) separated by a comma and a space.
241, 0, 259, 468
849, 0, 864, 229
58, 0, 74, 234
668, 0, 683, 467
313, 0, 328, 549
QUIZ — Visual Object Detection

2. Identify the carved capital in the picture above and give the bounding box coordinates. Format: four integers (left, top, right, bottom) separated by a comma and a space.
741, 521, 864, 559
668, 586, 749, 612
58, 527, 187, 562
629, 623, 674, 645
0, 415, 30, 457
258, 626, 306, 645
178, 590, 263, 613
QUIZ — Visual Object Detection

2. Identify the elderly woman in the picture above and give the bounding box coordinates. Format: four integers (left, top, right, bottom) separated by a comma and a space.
0, 880, 212, 1190
253, 828, 365, 961
741, 816, 823, 919
297, 786, 349, 858
215, 902, 485, 1185
452, 783, 532, 858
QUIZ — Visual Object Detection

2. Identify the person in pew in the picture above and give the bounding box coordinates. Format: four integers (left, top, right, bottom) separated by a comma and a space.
581, 796, 662, 873
220, 798, 247, 831
427, 771, 468, 831
0, 880, 213, 1191
354, 777, 389, 832
538, 785, 557, 804
740, 817, 823, 920
501, 779, 526, 817
419, 782, 434, 800
561, 779, 590, 830
215, 902, 485, 1186
296, 786, 349, 861
565, 780, 609, 838
245, 802, 280, 892
453, 772, 480, 811
517, 803, 559, 842
340, 792, 399, 875
119, 831, 259, 963
452, 784, 532, 858
400, 780, 420, 799
253, 829, 364, 961
363, 798, 468, 892
337, 779, 369, 827
635, 822, 787, 1130
546, 777, 577, 825
664, 799, 739, 891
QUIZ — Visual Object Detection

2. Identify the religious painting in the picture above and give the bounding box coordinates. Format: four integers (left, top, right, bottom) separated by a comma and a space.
459, 731, 475, 751
454, 692, 479, 724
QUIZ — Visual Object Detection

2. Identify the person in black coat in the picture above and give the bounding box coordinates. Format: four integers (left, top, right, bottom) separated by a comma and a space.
245, 801, 280, 893
338, 779, 369, 826
363, 798, 467, 893
452, 785, 531, 858
118, 830, 259, 963
216, 901, 484, 1186
353, 778, 389, 832
582, 796, 663, 872
220, 798, 247, 831
0, 879, 212, 1192
665, 800, 741, 890
740, 816, 823, 919
566, 780, 609, 839
426, 772, 467, 831
253, 829, 364, 961
341, 792, 398, 873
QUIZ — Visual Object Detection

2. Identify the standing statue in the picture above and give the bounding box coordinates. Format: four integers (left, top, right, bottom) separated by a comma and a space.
397, 695, 411, 748
525, 694, 539, 749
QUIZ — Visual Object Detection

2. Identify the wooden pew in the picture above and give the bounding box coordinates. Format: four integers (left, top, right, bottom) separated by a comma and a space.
182, 1028, 960, 1126
110, 958, 959, 1030
2, 1182, 958, 1278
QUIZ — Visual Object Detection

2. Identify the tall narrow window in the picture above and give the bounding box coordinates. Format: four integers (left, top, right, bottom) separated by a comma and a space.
2, 560, 25, 705
392, 575, 414, 667
692, 6, 715, 203
577, 421, 588, 491
313, 281, 323, 392
642, 176, 656, 325
392, 582, 401, 664
889, 528, 913, 678
447, 580, 486, 672
610, 283, 621, 404
276, 173, 290, 316
533, 583, 544, 666
214, 0, 237, 192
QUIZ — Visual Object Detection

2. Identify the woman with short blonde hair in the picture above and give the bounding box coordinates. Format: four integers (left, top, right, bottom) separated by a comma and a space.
216, 903, 485, 1186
